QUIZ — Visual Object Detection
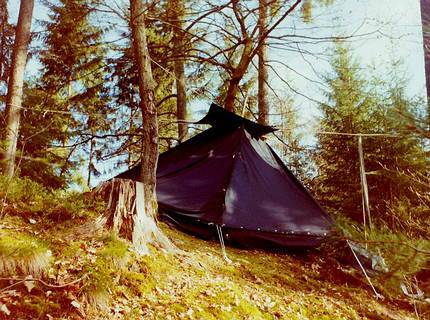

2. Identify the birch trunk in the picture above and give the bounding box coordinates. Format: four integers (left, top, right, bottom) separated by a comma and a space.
2, 0, 34, 177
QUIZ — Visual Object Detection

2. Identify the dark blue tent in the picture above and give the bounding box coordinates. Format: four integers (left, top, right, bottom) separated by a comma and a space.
118, 104, 333, 248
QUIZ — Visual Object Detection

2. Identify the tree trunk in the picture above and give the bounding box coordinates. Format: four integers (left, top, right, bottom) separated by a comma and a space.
257, 0, 269, 125
224, 40, 253, 113
420, 0, 430, 122
130, 0, 158, 204
224, 77, 241, 112
170, 0, 188, 142
0, 0, 9, 84
2, 0, 34, 177
129, 0, 176, 254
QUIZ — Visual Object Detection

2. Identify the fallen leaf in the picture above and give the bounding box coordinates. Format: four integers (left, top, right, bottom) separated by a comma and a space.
0, 304, 11, 316
24, 276, 35, 293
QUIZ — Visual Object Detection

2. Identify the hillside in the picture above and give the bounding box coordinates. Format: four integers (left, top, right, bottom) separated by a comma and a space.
0, 212, 421, 319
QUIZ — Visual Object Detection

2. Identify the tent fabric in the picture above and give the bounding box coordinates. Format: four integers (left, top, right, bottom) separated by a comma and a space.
117, 105, 333, 248
196, 103, 277, 137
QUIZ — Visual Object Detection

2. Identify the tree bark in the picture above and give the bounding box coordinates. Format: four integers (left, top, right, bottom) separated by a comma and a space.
420, 0, 430, 122
223, 0, 302, 113
2, 0, 34, 177
0, 0, 9, 84
224, 40, 252, 112
130, 0, 159, 232
258, 0, 269, 125
170, 0, 188, 142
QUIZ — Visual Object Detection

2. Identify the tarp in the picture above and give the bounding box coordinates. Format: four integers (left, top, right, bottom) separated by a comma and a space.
117, 104, 333, 248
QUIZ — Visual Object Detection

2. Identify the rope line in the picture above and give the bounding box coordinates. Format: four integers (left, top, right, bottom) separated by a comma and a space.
347, 240, 383, 300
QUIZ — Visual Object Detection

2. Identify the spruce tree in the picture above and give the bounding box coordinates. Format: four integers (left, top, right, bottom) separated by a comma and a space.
23, 0, 111, 187
315, 44, 373, 220
315, 44, 428, 225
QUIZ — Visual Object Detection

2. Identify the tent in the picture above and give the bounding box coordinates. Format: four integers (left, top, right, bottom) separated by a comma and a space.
117, 104, 333, 248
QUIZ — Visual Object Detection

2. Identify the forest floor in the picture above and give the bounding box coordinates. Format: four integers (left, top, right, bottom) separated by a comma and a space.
0, 212, 423, 320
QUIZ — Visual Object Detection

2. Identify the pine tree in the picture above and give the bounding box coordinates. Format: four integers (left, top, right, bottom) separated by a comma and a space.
315, 44, 372, 220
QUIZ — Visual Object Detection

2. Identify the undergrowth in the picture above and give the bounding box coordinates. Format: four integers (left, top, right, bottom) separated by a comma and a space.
0, 176, 427, 319
333, 213, 430, 302
0, 176, 104, 221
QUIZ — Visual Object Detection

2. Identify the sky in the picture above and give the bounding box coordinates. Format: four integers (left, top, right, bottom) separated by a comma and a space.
271, 0, 425, 124
7, 0, 427, 185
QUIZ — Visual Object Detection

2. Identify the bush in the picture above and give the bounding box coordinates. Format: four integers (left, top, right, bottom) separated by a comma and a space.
382, 196, 430, 238
333, 214, 430, 297
0, 175, 104, 221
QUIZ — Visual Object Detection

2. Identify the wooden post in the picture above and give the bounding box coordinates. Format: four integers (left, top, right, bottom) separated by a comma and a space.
358, 136, 372, 232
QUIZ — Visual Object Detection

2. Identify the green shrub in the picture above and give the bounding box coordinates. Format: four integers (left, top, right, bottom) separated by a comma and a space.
333, 214, 430, 296
382, 196, 430, 238
0, 175, 104, 221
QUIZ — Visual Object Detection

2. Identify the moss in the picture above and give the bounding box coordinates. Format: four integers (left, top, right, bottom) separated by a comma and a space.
20, 295, 61, 319
120, 268, 156, 296
0, 214, 418, 319
0, 229, 52, 276
99, 234, 130, 268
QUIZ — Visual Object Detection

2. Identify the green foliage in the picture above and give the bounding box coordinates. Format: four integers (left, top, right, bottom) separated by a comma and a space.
315, 43, 429, 223
13, 0, 113, 188
335, 214, 430, 296
0, 175, 103, 220
315, 44, 429, 299
269, 95, 312, 182
383, 195, 430, 238
301, 0, 335, 23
